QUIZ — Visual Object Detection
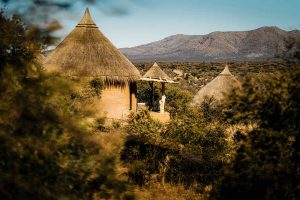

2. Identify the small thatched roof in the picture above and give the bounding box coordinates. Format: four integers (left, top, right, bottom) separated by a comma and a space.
44, 8, 140, 82
191, 65, 240, 105
141, 62, 174, 83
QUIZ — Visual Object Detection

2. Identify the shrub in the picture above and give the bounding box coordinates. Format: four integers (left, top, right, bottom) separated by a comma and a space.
121, 108, 230, 190
163, 108, 229, 188
0, 11, 131, 200
165, 85, 193, 116
136, 81, 193, 115
210, 70, 299, 200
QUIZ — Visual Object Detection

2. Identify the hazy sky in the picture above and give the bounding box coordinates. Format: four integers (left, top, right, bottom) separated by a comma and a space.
3, 0, 300, 48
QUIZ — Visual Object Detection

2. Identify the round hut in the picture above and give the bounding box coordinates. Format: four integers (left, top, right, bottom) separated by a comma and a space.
44, 8, 141, 119
191, 65, 240, 106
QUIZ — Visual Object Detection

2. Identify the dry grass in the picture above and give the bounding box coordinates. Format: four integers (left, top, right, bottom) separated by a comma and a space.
134, 182, 206, 200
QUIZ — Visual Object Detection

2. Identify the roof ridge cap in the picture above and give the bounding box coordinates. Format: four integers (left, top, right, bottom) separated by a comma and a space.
77, 8, 96, 26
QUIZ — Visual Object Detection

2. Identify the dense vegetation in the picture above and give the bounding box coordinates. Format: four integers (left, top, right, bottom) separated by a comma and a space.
122, 108, 229, 189
210, 71, 299, 200
134, 61, 296, 93
0, 10, 132, 200
1, 9, 299, 200
123, 67, 299, 199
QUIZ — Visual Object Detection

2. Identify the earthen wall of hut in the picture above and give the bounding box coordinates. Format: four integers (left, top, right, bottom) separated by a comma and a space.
98, 82, 137, 119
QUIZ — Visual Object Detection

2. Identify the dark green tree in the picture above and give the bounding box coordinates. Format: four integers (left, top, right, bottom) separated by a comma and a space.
210, 70, 299, 200
0, 10, 132, 200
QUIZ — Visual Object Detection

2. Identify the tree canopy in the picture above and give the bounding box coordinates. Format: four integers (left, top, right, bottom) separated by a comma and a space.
0, 10, 132, 200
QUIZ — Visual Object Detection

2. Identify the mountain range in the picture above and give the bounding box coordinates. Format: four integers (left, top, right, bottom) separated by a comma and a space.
120, 27, 300, 61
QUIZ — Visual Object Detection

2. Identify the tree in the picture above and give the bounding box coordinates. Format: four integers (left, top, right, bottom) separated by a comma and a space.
210, 70, 299, 200
0, 10, 132, 200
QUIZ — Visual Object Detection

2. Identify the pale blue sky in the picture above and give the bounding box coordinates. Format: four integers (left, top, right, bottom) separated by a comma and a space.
3, 0, 300, 48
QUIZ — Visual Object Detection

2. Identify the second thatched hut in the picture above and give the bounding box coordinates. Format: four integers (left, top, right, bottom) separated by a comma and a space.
191, 65, 240, 106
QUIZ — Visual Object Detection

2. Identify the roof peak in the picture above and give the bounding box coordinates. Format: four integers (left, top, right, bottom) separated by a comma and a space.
142, 62, 173, 82
220, 64, 232, 76
77, 8, 97, 28
153, 62, 159, 67
44, 8, 140, 81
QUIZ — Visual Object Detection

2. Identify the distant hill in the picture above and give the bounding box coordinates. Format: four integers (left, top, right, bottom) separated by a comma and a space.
120, 27, 300, 61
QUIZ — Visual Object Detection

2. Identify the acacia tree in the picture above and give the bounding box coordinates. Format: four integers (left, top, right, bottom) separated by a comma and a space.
0, 10, 132, 200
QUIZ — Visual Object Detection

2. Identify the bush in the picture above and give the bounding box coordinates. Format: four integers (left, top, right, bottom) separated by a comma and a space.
165, 85, 193, 116
163, 108, 229, 188
0, 11, 131, 200
121, 110, 167, 186
210, 70, 299, 200
121, 108, 230, 190
136, 81, 193, 115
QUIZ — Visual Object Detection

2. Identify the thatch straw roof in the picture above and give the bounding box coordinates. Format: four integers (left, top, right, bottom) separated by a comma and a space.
44, 8, 140, 82
191, 65, 240, 105
35, 53, 45, 65
141, 62, 174, 83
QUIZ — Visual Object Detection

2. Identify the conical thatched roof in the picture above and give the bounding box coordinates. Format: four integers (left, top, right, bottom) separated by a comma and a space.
44, 8, 140, 82
191, 65, 240, 105
142, 62, 173, 82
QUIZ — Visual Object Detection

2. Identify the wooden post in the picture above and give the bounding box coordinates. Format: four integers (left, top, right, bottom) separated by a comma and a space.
161, 82, 166, 96
149, 82, 154, 110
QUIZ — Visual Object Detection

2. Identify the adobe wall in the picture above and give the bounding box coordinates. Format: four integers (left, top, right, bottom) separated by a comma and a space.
98, 82, 137, 119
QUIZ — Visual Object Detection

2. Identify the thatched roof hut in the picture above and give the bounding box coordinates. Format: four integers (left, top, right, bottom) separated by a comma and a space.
44, 8, 141, 119
44, 8, 140, 83
191, 65, 240, 105
142, 62, 173, 83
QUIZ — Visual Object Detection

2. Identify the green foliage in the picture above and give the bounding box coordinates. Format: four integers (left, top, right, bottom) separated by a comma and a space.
126, 109, 163, 138
134, 61, 293, 95
0, 11, 131, 200
136, 81, 160, 110
69, 77, 103, 109
163, 109, 229, 188
224, 71, 299, 132
137, 81, 193, 115
111, 120, 121, 129
122, 108, 229, 190
165, 85, 193, 116
210, 70, 300, 200
94, 116, 107, 131
90, 78, 104, 96
121, 110, 168, 186
198, 97, 224, 123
